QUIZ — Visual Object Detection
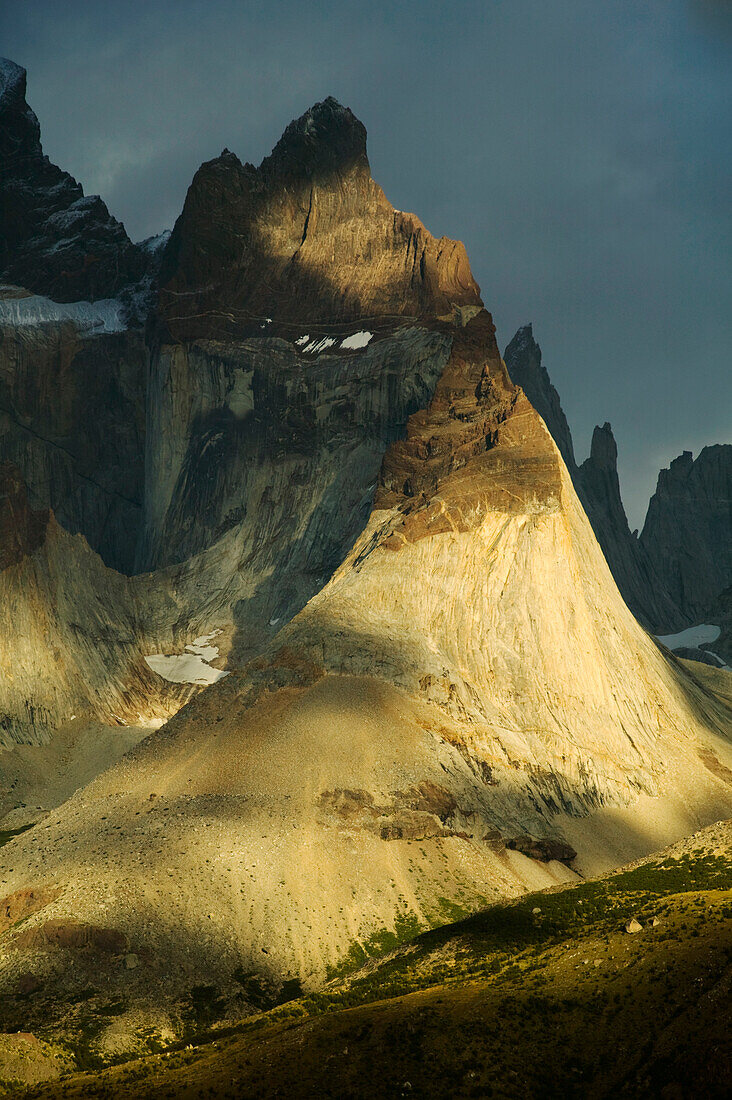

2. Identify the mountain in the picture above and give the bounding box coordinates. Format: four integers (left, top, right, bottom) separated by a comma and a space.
0, 59, 147, 302
0, 60, 159, 572
502, 324, 577, 471
640, 446, 732, 624
0, 69, 730, 1070
0, 284, 148, 572
155, 96, 480, 343
577, 423, 690, 632
139, 95, 480, 573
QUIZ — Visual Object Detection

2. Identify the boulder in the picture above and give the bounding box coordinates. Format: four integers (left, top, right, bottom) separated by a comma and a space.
506, 836, 577, 864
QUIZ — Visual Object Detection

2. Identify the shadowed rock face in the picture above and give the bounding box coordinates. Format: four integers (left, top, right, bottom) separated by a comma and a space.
156, 96, 481, 341
641, 446, 732, 624
0, 58, 152, 572
0, 303, 147, 572
577, 424, 687, 632
0, 462, 48, 570
0, 60, 147, 302
138, 328, 452, 581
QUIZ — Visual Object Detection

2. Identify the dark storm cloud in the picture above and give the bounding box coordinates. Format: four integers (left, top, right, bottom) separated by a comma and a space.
2, 0, 729, 527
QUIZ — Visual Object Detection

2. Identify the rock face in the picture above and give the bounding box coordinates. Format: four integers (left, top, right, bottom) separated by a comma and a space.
0, 59, 146, 301
504, 325, 687, 633
155, 96, 481, 342
138, 328, 451, 585
0, 287, 147, 572
0, 464, 192, 747
0, 59, 153, 572
640, 446, 732, 624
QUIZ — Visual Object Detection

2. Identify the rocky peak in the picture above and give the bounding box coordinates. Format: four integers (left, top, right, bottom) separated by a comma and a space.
579, 423, 625, 522
0, 58, 41, 157
640, 445, 732, 622
157, 98, 481, 337
262, 96, 369, 182
588, 422, 618, 470
666, 450, 694, 479
577, 424, 690, 631
0, 56, 147, 302
503, 323, 577, 470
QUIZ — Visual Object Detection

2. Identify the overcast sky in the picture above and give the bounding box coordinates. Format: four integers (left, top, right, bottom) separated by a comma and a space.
2, 0, 730, 527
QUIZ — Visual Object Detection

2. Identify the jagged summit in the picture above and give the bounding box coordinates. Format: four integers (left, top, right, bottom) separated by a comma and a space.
0, 58, 41, 164
263, 96, 369, 180
0, 56, 146, 301
0, 57, 31, 106
504, 322, 577, 471
0, 56, 24, 91
157, 96, 481, 336
507, 321, 534, 348
588, 421, 618, 469
641, 444, 732, 622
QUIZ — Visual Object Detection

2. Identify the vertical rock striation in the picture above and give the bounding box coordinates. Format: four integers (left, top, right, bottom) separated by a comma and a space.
0, 294, 147, 572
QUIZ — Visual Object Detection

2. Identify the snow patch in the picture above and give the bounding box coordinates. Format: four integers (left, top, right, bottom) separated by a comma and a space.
138, 230, 171, 255
656, 624, 721, 650
340, 331, 373, 350
301, 336, 336, 355
0, 294, 126, 333
145, 630, 228, 686
700, 651, 730, 669
185, 630, 223, 663
296, 331, 373, 353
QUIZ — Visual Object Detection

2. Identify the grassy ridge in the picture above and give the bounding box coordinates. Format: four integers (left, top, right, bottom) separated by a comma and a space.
20, 841, 732, 1098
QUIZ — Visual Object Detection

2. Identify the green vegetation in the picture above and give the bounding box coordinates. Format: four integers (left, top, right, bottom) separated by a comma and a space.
303, 850, 732, 1013
324, 908, 424, 982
